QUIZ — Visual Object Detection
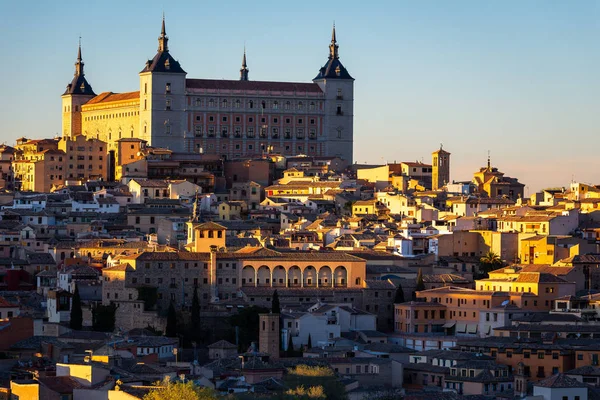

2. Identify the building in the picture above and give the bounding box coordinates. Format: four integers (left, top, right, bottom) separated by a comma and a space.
62, 19, 355, 162
472, 158, 525, 200
259, 313, 280, 359
432, 146, 450, 191
0, 145, 15, 190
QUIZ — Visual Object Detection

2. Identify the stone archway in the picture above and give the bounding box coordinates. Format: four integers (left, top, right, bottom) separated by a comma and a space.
272, 266, 286, 287
303, 265, 317, 287
288, 266, 302, 287
242, 265, 255, 286
257, 265, 271, 287
318, 266, 332, 288
334, 266, 347, 287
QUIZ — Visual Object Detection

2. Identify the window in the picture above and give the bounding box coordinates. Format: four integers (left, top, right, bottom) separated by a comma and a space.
165, 99, 171, 110
165, 82, 171, 93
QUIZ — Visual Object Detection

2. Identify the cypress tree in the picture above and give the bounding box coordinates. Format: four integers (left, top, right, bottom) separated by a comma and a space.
286, 335, 294, 357
394, 284, 405, 304
415, 268, 425, 291
70, 285, 83, 330
271, 290, 280, 314
165, 302, 178, 338
191, 286, 200, 331
307, 333, 312, 349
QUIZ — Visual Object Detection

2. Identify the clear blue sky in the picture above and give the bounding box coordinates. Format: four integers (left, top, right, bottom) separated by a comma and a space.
1, 0, 598, 193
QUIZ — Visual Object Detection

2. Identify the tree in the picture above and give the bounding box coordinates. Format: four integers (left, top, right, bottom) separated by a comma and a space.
228, 306, 269, 352
307, 334, 312, 349
92, 303, 117, 332
165, 302, 178, 338
272, 290, 281, 314
191, 286, 200, 331
415, 268, 425, 291
70, 284, 83, 330
393, 284, 405, 304
478, 251, 503, 279
143, 377, 217, 400
286, 334, 295, 357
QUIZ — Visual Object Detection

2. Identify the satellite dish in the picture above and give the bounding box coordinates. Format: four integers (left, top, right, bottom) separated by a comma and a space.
501, 300, 509, 307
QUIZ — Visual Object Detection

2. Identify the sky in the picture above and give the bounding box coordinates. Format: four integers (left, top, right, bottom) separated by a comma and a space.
1, 0, 598, 193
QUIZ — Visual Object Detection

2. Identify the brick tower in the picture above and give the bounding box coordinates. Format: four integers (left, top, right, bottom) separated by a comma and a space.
259, 313, 280, 359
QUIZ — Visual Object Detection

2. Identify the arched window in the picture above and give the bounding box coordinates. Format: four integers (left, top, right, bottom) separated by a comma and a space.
249, 100, 254, 109
298, 101, 303, 110
285, 101, 291, 110
222, 99, 228, 108
235, 99, 240, 108
272, 101, 278, 109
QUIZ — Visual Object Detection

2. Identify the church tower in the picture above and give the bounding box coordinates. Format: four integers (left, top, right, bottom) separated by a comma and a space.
432, 146, 451, 190
139, 16, 187, 151
259, 313, 280, 359
61, 40, 96, 138
514, 361, 528, 398
240, 48, 249, 81
313, 24, 354, 163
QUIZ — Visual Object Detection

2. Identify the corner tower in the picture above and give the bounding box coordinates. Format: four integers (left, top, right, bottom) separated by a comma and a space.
432, 145, 450, 190
61, 41, 96, 138
139, 16, 187, 151
313, 24, 354, 163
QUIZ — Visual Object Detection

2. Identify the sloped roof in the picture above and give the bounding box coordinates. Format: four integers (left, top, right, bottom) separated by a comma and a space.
85, 91, 140, 105
186, 79, 322, 93
535, 373, 587, 388
141, 50, 186, 74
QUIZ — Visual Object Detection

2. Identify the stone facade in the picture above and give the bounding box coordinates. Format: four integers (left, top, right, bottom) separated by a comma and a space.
61, 19, 355, 163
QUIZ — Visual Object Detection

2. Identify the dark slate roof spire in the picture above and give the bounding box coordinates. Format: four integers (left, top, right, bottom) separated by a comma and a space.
141, 15, 186, 74
329, 23, 339, 59
314, 24, 353, 81
75, 37, 83, 76
64, 38, 96, 96
158, 13, 169, 52
240, 46, 249, 81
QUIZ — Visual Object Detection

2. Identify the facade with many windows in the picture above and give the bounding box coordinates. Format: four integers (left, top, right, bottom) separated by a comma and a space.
62, 18, 355, 162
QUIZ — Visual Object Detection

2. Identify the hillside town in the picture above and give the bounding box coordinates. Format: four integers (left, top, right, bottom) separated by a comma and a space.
0, 12, 597, 400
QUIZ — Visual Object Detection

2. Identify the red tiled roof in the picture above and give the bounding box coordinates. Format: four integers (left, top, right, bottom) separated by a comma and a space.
186, 79, 323, 94
85, 91, 140, 105
0, 296, 17, 308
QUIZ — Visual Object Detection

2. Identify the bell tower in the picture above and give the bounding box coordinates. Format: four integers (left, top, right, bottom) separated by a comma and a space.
259, 313, 280, 359
432, 145, 451, 190
514, 362, 528, 398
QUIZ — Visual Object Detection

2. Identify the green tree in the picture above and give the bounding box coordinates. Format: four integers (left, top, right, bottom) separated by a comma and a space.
143, 377, 217, 400
478, 251, 503, 279
286, 335, 295, 357
228, 305, 269, 352
393, 284, 405, 304
165, 302, 178, 338
69, 285, 83, 330
272, 290, 281, 314
307, 334, 312, 349
191, 286, 200, 331
412, 268, 425, 301
92, 303, 117, 332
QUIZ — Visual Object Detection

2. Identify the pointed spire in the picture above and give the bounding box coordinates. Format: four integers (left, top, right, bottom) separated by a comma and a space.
240, 45, 249, 81
158, 13, 169, 52
74, 37, 84, 77
77, 37, 82, 62
329, 22, 339, 59
331, 22, 337, 43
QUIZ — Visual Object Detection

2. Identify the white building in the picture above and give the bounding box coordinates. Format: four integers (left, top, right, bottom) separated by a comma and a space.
282, 303, 376, 350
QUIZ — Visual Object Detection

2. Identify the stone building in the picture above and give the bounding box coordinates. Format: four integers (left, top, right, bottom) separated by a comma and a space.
61, 18, 355, 162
